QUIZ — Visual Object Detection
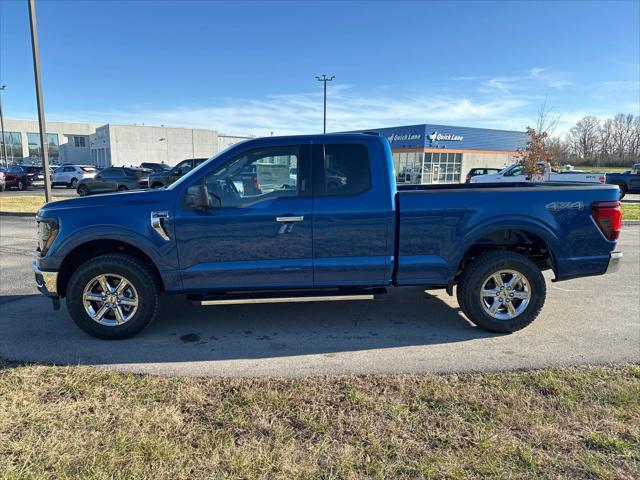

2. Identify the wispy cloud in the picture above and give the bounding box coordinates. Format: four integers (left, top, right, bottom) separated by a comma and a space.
46, 87, 531, 136
479, 67, 571, 95
35, 66, 636, 138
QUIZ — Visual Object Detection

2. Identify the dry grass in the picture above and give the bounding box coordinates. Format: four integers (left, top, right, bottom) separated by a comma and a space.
0, 195, 64, 214
622, 203, 640, 220
0, 363, 638, 479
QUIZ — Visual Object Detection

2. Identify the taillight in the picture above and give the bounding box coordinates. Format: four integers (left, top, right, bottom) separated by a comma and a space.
592, 201, 622, 241
253, 175, 261, 191
599, 175, 605, 184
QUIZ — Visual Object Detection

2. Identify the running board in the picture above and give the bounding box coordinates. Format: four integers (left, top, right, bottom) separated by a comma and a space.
190, 289, 386, 306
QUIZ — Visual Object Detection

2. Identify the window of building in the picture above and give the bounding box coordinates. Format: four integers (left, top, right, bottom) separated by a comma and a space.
27, 132, 59, 164
205, 146, 299, 207
320, 144, 371, 196
1, 132, 23, 163
73, 136, 86, 147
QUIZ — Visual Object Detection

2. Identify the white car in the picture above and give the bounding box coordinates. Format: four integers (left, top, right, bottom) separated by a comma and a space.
470, 162, 605, 184
51, 164, 98, 189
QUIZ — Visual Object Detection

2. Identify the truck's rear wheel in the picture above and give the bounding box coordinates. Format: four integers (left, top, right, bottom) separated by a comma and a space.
66, 253, 159, 339
457, 250, 546, 333
616, 184, 627, 199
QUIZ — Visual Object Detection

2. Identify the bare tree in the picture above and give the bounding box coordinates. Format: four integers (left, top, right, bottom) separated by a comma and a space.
567, 116, 600, 161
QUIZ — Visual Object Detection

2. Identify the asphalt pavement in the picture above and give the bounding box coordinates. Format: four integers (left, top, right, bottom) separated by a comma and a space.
0, 187, 78, 198
0, 215, 638, 378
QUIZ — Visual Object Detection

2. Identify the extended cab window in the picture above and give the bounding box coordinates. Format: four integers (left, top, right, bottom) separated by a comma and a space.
321, 144, 371, 196
205, 146, 300, 207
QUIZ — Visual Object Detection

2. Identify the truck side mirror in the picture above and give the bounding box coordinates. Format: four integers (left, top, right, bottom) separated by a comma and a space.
185, 184, 217, 210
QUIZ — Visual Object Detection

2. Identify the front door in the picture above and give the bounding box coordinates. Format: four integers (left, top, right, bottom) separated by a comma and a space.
174, 143, 313, 291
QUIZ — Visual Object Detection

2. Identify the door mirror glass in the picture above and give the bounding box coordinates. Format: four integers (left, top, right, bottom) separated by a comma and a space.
185, 184, 214, 210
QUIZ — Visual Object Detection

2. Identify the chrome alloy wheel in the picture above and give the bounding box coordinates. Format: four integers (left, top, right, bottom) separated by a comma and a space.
479, 269, 531, 320
82, 274, 139, 326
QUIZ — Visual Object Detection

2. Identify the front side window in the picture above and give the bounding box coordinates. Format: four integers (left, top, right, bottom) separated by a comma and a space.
102, 168, 123, 178
320, 144, 370, 196
204, 146, 299, 207
505, 165, 523, 177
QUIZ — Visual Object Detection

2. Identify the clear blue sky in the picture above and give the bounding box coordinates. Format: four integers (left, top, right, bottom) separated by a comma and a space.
1, 0, 638, 136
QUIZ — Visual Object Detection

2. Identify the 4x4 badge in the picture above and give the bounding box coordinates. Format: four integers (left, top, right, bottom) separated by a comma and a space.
545, 201, 583, 211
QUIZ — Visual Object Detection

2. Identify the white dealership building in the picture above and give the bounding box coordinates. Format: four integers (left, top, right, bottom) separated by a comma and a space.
1, 119, 251, 168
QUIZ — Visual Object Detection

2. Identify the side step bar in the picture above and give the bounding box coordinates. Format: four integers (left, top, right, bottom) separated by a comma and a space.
190, 288, 387, 306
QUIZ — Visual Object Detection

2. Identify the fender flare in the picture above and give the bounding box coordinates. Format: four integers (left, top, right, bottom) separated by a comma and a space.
51, 225, 168, 271
451, 215, 562, 275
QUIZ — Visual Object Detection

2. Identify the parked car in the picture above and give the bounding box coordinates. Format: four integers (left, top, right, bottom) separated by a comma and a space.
470, 162, 606, 184
465, 167, 501, 183
148, 158, 207, 188
32, 134, 623, 340
76, 167, 151, 196
0, 169, 5, 192
140, 162, 172, 172
4, 165, 44, 190
605, 163, 640, 199
51, 164, 98, 189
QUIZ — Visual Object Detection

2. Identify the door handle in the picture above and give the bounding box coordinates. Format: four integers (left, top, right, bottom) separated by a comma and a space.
276, 216, 304, 222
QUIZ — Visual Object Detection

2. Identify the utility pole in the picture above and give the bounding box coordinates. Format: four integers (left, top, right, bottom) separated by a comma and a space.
28, 0, 52, 202
315, 74, 335, 134
0, 86, 8, 168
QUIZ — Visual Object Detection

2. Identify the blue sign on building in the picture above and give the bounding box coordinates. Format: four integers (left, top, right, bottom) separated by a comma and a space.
350, 124, 527, 152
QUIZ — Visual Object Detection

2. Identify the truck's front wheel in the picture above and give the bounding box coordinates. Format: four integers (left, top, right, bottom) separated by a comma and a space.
457, 251, 546, 333
66, 254, 160, 339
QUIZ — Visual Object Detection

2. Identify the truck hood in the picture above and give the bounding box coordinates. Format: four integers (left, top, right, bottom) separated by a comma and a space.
38, 189, 173, 217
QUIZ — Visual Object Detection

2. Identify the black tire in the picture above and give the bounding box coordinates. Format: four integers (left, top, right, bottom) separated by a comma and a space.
457, 250, 546, 333
77, 185, 89, 196
617, 184, 627, 200
70, 178, 79, 189
117, 185, 128, 191
66, 253, 160, 339
18, 179, 25, 191
0, 184, 4, 192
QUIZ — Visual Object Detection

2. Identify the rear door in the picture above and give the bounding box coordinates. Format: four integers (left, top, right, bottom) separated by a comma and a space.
311, 141, 394, 287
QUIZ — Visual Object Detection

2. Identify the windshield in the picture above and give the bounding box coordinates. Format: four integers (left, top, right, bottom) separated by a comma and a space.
167, 140, 249, 190
497, 164, 517, 175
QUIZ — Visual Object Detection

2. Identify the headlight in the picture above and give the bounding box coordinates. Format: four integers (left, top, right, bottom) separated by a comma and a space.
37, 217, 59, 256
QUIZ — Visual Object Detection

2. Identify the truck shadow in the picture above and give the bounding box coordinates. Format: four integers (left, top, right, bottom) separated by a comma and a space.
0, 288, 501, 367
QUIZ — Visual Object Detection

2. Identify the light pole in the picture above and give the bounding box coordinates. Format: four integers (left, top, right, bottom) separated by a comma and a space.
0, 85, 8, 167
28, 0, 52, 202
315, 74, 335, 134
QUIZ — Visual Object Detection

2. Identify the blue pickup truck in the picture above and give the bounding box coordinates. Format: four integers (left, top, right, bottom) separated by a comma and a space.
33, 134, 623, 339
606, 163, 640, 199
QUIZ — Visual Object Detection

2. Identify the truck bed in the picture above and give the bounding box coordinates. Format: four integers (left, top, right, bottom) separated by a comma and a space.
394, 182, 620, 286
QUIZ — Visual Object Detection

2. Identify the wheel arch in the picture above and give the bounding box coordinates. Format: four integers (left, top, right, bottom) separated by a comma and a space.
57, 239, 165, 297
453, 219, 560, 281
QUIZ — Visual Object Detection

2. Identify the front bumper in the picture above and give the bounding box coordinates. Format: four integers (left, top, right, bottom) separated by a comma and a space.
32, 260, 59, 297
606, 251, 623, 274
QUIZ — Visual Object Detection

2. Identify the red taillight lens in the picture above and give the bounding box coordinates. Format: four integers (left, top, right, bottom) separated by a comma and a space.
598, 175, 605, 184
592, 201, 622, 241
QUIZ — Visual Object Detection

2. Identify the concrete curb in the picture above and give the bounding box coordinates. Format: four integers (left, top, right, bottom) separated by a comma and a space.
623, 220, 640, 226
0, 211, 36, 218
